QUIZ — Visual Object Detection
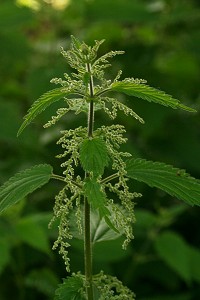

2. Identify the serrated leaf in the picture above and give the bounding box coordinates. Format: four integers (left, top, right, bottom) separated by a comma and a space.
0, 164, 53, 213
84, 178, 110, 217
17, 88, 70, 136
126, 158, 200, 206
154, 231, 191, 283
80, 137, 109, 176
54, 275, 86, 300
111, 81, 196, 112
84, 178, 118, 232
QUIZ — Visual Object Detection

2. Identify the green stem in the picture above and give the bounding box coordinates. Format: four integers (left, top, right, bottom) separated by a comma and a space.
84, 195, 93, 300
51, 174, 66, 182
87, 62, 94, 138
100, 172, 119, 184
95, 87, 111, 97
51, 174, 82, 189
84, 62, 94, 300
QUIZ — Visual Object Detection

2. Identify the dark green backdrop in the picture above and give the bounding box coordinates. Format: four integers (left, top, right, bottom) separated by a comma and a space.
0, 0, 200, 299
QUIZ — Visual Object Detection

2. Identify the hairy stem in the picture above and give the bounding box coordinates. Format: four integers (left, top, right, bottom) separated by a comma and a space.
87, 62, 94, 138
84, 62, 94, 300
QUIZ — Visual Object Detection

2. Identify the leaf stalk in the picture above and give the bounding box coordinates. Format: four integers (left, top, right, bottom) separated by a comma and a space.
100, 172, 119, 184
51, 174, 82, 189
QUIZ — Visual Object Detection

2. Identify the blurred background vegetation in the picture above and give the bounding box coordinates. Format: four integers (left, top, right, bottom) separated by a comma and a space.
0, 0, 200, 299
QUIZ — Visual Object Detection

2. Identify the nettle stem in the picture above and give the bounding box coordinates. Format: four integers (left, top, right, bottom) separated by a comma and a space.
87, 61, 94, 138
84, 61, 94, 300
84, 196, 93, 300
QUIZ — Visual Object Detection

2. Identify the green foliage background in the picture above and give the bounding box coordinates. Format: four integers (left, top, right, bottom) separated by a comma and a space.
0, 0, 200, 299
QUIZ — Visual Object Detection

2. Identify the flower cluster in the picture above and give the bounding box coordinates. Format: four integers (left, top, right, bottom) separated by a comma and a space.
48, 127, 87, 270
93, 271, 136, 300
96, 125, 142, 247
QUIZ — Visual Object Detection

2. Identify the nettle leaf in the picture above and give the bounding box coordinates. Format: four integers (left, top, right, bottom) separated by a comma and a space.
69, 208, 121, 243
111, 81, 196, 112
90, 209, 121, 243
84, 178, 118, 232
84, 178, 109, 217
79, 137, 109, 176
17, 88, 70, 136
54, 275, 86, 300
0, 164, 53, 213
126, 158, 200, 206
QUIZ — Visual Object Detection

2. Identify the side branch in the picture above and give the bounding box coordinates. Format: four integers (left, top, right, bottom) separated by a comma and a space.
51, 174, 82, 189
100, 172, 119, 184
95, 88, 111, 97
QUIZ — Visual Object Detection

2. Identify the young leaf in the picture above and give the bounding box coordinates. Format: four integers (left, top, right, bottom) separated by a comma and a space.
84, 178, 110, 218
79, 137, 109, 176
0, 164, 53, 213
54, 275, 86, 300
126, 158, 200, 206
17, 88, 70, 136
111, 81, 196, 112
84, 178, 118, 232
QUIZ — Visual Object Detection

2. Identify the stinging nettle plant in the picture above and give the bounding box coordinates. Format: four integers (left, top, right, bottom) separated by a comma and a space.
1, 36, 200, 299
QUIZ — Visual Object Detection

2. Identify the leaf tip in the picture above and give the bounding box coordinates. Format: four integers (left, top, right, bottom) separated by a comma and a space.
179, 103, 197, 113
17, 127, 23, 137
